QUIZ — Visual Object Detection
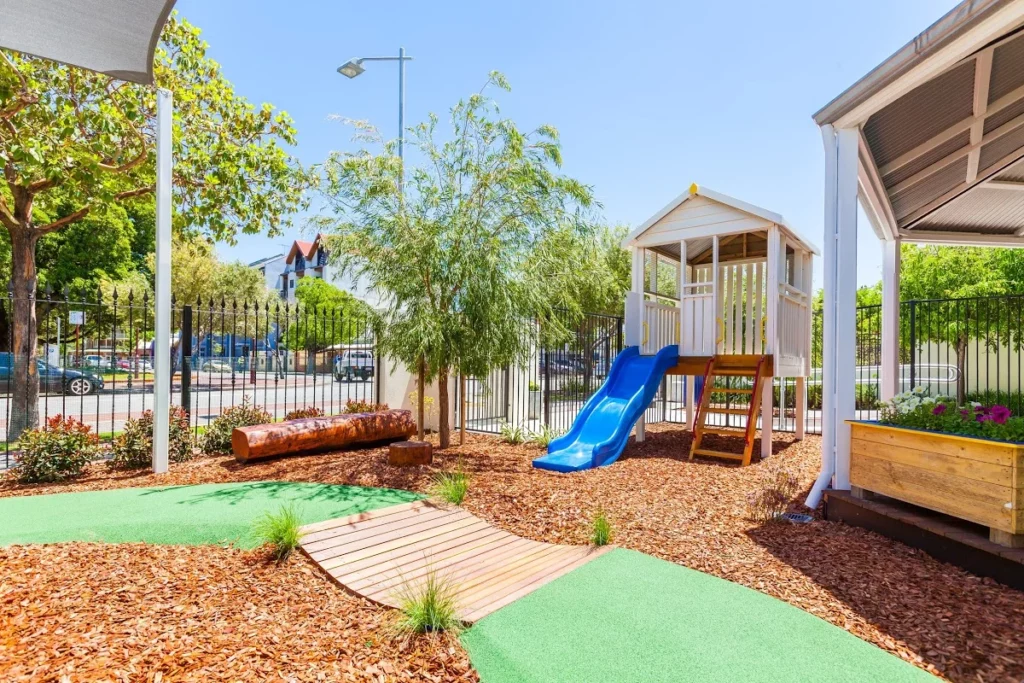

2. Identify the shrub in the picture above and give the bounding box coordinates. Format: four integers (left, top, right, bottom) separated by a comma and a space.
343, 399, 389, 414
109, 407, 194, 469
746, 464, 800, 523
590, 508, 613, 546
252, 504, 303, 562
880, 387, 1024, 443
430, 462, 469, 505
530, 424, 562, 448
499, 421, 527, 445
15, 415, 100, 483
528, 381, 540, 392
393, 567, 461, 635
201, 398, 272, 453
966, 390, 1024, 417
283, 406, 325, 421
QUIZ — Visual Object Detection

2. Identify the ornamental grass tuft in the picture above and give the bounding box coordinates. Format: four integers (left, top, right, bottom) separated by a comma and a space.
252, 504, 303, 563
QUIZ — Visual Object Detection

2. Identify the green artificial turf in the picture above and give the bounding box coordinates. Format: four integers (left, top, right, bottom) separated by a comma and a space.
461, 549, 937, 683
0, 481, 421, 548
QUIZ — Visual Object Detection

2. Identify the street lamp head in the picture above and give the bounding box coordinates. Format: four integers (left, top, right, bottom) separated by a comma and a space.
337, 59, 365, 78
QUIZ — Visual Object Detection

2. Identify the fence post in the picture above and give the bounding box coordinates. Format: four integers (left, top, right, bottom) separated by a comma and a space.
908, 299, 917, 390
180, 305, 192, 418
543, 348, 551, 427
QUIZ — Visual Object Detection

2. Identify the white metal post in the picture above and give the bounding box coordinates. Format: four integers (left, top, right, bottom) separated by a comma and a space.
631, 247, 646, 440
833, 128, 860, 491
881, 237, 901, 401
761, 226, 780, 459
152, 88, 172, 474
807, 125, 840, 509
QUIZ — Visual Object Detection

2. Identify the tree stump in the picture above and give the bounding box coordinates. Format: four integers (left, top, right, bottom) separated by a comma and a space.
389, 441, 433, 466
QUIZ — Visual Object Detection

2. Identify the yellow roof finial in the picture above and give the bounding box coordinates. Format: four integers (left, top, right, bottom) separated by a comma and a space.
689, 182, 699, 195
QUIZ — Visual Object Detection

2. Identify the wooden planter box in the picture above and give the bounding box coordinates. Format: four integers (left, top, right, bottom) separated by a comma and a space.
849, 421, 1023, 547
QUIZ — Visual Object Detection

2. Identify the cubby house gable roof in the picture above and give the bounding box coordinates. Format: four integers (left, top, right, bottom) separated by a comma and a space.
622, 184, 820, 256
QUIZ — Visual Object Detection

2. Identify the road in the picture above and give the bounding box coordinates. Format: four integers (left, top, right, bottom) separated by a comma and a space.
0, 370, 378, 441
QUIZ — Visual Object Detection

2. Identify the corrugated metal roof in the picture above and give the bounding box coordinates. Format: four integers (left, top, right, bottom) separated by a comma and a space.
882, 130, 970, 187
814, 0, 1017, 126
914, 186, 1024, 233
994, 156, 1024, 180
980, 119, 1024, 168
988, 25, 1024, 102
891, 158, 970, 220
863, 60, 975, 167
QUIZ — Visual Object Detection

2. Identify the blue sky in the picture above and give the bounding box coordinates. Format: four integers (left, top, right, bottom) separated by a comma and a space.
176, 0, 957, 289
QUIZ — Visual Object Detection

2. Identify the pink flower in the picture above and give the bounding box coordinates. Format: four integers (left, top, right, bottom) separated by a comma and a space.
991, 405, 1011, 424
975, 405, 987, 413
932, 404, 947, 416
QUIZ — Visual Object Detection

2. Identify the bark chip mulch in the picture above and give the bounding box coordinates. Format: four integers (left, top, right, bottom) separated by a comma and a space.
0, 543, 475, 682
3, 425, 1024, 681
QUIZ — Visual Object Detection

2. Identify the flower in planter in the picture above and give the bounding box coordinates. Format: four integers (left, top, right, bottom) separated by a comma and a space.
991, 405, 1011, 424
932, 403, 947, 416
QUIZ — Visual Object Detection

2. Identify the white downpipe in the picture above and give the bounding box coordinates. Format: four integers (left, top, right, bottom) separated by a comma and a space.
152, 88, 172, 474
807, 124, 839, 509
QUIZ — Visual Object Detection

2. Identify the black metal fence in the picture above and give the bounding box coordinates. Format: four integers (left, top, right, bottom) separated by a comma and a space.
460, 293, 1024, 440
6, 288, 1024, 466
1, 290, 378, 468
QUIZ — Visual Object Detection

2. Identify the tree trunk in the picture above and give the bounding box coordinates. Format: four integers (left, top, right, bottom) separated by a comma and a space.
9, 227, 40, 441
956, 336, 968, 405
438, 365, 450, 449
417, 357, 425, 441
0, 299, 10, 352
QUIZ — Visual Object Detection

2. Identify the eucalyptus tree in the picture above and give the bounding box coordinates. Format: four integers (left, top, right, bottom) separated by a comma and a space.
0, 14, 306, 436
317, 73, 593, 447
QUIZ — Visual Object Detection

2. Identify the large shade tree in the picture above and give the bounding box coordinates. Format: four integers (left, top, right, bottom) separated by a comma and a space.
0, 14, 306, 437
317, 73, 593, 447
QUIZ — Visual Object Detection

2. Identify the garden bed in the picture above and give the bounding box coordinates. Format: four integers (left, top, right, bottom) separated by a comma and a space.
849, 420, 1023, 546
2, 427, 1023, 681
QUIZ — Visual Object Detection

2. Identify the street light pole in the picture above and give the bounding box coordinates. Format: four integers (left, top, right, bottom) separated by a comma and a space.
398, 46, 405, 172
337, 48, 413, 189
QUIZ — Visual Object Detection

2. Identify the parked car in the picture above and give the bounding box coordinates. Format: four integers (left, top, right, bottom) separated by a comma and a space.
201, 359, 233, 373
81, 354, 106, 369
0, 353, 103, 396
334, 350, 375, 382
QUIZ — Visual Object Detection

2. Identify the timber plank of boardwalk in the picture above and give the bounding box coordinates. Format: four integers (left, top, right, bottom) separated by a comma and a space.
299, 500, 613, 622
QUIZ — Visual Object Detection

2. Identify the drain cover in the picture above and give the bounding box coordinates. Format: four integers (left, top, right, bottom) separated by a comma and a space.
781, 512, 814, 524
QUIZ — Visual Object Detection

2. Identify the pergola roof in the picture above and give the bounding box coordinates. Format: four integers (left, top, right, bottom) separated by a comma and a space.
815, 0, 1024, 245
0, 0, 176, 84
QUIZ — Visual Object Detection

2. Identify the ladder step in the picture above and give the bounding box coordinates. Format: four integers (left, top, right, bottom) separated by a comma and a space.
713, 387, 753, 394
704, 407, 749, 415
702, 427, 747, 437
693, 448, 744, 461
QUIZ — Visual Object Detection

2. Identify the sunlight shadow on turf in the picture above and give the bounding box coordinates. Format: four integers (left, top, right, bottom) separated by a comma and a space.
154, 481, 421, 513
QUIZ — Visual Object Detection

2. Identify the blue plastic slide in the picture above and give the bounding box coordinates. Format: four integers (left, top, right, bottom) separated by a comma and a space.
532, 345, 679, 473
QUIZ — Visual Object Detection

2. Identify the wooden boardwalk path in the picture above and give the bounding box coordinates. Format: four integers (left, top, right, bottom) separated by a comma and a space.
300, 500, 612, 622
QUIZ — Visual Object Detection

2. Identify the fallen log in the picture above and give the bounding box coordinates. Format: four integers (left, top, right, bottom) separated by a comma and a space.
389, 441, 433, 466
232, 409, 416, 463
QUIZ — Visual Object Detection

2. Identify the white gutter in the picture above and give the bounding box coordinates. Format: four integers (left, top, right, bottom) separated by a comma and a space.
805, 124, 839, 509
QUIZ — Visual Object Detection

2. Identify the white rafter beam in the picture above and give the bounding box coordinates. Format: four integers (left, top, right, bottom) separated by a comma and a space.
858, 130, 899, 239
986, 179, 1024, 190
967, 47, 994, 183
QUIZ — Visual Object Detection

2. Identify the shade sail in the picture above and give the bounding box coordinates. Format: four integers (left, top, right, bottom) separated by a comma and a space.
0, 0, 176, 84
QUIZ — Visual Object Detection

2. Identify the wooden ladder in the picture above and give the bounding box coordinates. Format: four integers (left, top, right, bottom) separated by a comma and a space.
688, 354, 770, 467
